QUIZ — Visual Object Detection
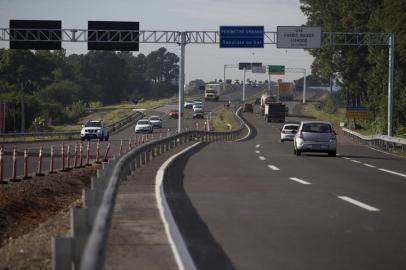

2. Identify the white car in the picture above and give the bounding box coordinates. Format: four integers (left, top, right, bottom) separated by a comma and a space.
80, 120, 109, 141
184, 101, 195, 109
135, 119, 153, 133
280, 123, 299, 142
149, 115, 162, 129
193, 102, 203, 111
294, 121, 337, 157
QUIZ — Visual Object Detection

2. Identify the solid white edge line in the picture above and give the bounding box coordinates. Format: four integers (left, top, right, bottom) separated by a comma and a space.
338, 196, 380, 212
259, 156, 266, 160
234, 107, 251, 142
378, 168, 406, 178
289, 177, 311, 185
268, 165, 280, 171
363, 163, 376, 168
156, 142, 200, 270
369, 146, 406, 159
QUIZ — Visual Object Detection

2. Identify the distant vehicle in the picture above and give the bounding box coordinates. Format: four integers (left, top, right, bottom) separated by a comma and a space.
280, 123, 300, 142
193, 103, 203, 111
193, 99, 203, 103
80, 120, 109, 141
168, 110, 179, 119
204, 83, 220, 101
193, 108, 204, 118
264, 102, 286, 123
242, 103, 253, 113
278, 82, 295, 101
135, 119, 153, 133
184, 101, 194, 109
294, 121, 337, 157
149, 115, 162, 129
254, 97, 261, 105
260, 93, 277, 115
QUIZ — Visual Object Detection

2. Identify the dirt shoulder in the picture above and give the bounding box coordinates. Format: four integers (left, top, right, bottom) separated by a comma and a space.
0, 166, 98, 270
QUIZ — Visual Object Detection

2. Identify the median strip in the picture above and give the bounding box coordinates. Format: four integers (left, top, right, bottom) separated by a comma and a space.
338, 196, 380, 212
289, 177, 311, 185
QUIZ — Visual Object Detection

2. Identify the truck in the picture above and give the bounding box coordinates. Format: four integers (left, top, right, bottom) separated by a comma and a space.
264, 102, 286, 123
204, 83, 220, 101
278, 82, 295, 101
260, 93, 277, 116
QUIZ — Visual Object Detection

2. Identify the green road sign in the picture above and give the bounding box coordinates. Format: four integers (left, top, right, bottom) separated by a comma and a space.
268, 65, 285, 75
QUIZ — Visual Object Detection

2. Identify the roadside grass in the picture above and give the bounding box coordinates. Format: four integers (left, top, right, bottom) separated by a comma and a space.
212, 106, 240, 132
303, 102, 346, 126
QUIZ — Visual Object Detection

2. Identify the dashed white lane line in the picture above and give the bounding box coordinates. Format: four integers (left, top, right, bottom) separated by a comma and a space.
378, 168, 406, 178
338, 196, 380, 212
350, 159, 361, 163
342, 157, 351, 160
363, 163, 376, 168
255, 144, 261, 148
255, 150, 260, 154
268, 165, 280, 171
259, 156, 266, 161
289, 177, 311, 185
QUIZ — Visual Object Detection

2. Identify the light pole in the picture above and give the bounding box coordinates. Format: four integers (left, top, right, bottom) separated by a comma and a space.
20, 80, 31, 133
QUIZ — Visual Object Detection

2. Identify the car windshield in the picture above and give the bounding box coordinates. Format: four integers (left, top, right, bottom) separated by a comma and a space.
206, 90, 216, 94
302, 123, 332, 133
284, 125, 299, 130
138, 120, 150, 125
150, 117, 160, 120
85, 121, 102, 127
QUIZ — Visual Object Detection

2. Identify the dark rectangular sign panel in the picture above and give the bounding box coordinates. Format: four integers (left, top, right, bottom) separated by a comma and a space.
88, 21, 139, 51
239, 62, 262, 70
220, 26, 264, 48
10, 20, 62, 50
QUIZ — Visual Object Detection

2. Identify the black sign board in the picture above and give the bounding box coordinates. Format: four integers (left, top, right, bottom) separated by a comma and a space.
10, 20, 62, 50
238, 62, 262, 70
88, 21, 139, 51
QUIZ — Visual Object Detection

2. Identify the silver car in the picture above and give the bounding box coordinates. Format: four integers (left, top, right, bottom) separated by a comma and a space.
280, 123, 299, 142
293, 121, 337, 156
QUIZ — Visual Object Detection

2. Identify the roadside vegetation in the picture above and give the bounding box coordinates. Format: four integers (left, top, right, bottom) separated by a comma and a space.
211, 106, 240, 132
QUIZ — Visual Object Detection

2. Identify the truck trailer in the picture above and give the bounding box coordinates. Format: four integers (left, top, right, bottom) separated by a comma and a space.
264, 102, 286, 123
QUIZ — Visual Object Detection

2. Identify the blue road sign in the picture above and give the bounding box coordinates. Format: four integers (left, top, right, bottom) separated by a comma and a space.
220, 26, 264, 48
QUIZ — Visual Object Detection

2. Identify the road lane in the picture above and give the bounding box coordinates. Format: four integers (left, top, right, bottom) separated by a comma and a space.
164, 103, 406, 269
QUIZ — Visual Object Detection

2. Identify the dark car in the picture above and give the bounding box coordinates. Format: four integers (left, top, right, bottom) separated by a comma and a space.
242, 103, 253, 112
254, 98, 261, 105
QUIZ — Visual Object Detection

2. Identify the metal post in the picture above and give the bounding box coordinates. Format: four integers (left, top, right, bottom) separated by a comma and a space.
387, 33, 395, 136
243, 68, 246, 102
303, 69, 307, 104
268, 73, 271, 95
223, 64, 226, 96
178, 32, 186, 133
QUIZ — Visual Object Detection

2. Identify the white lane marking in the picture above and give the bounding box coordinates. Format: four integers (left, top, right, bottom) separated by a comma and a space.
350, 159, 361, 163
289, 177, 311, 185
363, 163, 376, 168
156, 143, 200, 270
369, 146, 406, 159
259, 156, 266, 161
378, 168, 406, 178
342, 157, 351, 160
234, 107, 251, 142
338, 196, 380, 212
255, 144, 261, 148
268, 165, 280, 171
255, 150, 260, 154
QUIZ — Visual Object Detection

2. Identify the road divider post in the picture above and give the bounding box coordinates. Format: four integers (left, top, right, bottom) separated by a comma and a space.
49, 145, 57, 174
36, 147, 45, 176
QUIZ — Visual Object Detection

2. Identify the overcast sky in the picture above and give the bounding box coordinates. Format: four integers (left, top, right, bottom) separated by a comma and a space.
0, 0, 313, 83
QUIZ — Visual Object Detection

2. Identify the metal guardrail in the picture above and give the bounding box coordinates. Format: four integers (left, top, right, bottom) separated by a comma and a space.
0, 111, 144, 143
342, 128, 406, 152
52, 108, 246, 270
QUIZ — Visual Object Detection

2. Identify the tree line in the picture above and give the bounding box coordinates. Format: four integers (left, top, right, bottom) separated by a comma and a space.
0, 47, 179, 132
301, 0, 406, 135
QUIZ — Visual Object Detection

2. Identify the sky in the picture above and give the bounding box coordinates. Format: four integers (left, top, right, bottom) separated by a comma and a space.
0, 0, 314, 83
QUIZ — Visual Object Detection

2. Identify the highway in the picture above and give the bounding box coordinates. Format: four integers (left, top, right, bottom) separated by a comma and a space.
0, 84, 266, 179
163, 105, 406, 269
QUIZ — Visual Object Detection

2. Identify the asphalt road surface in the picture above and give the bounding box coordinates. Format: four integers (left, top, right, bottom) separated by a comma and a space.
164, 105, 406, 270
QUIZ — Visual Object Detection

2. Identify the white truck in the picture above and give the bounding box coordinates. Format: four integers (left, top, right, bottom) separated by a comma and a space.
204, 83, 220, 101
